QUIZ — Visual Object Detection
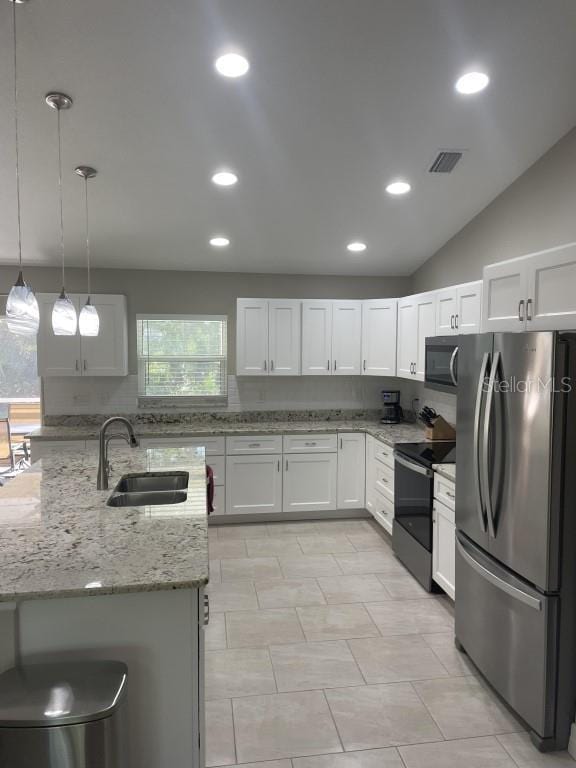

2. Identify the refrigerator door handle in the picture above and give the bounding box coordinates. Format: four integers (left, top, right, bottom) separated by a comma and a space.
473, 352, 490, 533
456, 536, 542, 611
482, 351, 501, 538
449, 346, 459, 386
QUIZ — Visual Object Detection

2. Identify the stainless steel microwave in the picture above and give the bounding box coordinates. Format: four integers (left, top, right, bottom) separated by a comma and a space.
424, 336, 458, 393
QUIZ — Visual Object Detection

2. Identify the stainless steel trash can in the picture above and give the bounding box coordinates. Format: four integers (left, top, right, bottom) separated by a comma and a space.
0, 660, 127, 768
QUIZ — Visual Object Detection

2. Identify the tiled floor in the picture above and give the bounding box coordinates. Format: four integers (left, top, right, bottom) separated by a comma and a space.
205, 519, 576, 767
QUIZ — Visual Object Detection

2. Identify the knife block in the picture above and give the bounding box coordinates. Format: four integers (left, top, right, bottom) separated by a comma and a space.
425, 416, 456, 441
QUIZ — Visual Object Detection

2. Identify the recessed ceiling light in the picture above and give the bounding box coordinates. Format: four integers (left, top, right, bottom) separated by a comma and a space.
210, 236, 230, 247
215, 53, 250, 78
347, 241, 367, 253
212, 170, 238, 187
386, 181, 411, 196
455, 71, 490, 95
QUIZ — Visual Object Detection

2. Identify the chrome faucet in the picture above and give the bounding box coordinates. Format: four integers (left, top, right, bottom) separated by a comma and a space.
97, 416, 139, 490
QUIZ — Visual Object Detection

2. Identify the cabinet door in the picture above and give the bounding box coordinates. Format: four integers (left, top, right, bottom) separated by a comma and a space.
435, 288, 457, 336
332, 301, 362, 375
396, 297, 417, 380
226, 454, 282, 514
236, 299, 269, 376
456, 281, 482, 335
80, 295, 128, 376
433, 501, 455, 599
414, 292, 437, 381
301, 301, 332, 375
526, 241, 576, 331
365, 436, 375, 514
36, 293, 82, 377
337, 433, 366, 509
283, 453, 337, 513
361, 299, 397, 376
482, 259, 528, 332
268, 300, 301, 375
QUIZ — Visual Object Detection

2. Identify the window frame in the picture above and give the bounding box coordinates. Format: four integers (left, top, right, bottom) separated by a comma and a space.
136, 313, 228, 407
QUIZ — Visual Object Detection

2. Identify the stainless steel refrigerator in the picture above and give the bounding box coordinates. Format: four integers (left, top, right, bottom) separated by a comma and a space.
455, 331, 576, 751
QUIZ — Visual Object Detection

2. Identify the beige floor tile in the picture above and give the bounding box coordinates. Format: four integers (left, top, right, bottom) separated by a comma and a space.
314, 520, 374, 534
292, 748, 404, 767
366, 598, 453, 636
205, 611, 227, 650
348, 634, 450, 683
335, 550, 404, 575
207, 581, 258, 613
497, 733, 576, 766
268, 522, 320, 535
422, 632, 476, 676
221, 557, 282, 581
270, 640, 364, 691
297, 535, 356, 554
205, 698, 236, 767
325, 682, 443, 750
399, 736, 517, 767
208, 526, 218, 540
378, 572, 437, 599
247, 536, 303, 557
413, 676, 524, 739
233, 690, 343, 762
218, 523, 270, 539
206, 647, 276, 699
225, 763, 292, 768
255, 577, 326, 608
297, 604, 379, 641
226, 608, 305, 648
209, 559, 222, 584
346, 531, 392, 551
317, 574, 391, 604
208, 539, 248, 560
279, 554, 342, 578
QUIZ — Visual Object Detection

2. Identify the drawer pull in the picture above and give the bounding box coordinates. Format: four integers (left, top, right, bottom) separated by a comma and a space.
304, 442, 317, 447
248, 443, 261, 448
445, 490, 455, 499
381, 477, 389, 484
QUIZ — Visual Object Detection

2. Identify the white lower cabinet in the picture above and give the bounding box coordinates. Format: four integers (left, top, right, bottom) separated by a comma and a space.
365, 435, 395, 534
225, 454, 283, 514
432, 470, 456, 600
283, 452, 337, 513
337, 433, 365, 509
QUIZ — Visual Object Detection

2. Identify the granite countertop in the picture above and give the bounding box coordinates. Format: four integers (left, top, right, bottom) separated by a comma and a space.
30, 419, 425, 447
433, 463, 456, 482
0, 445, 209, 602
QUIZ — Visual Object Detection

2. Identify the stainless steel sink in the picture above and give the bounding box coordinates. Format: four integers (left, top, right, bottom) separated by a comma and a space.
107, 490, 188, 507
113, 471, 189, 493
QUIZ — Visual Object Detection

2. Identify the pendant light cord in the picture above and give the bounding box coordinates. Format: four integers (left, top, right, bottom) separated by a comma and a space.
57, 105, 65, 291
84, 175, 91, 298
12, 0, 23, 270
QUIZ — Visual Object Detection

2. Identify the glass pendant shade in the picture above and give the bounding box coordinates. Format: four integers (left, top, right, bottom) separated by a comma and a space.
52, 290, 77, 336
79, 299, 99, 337
6, 271, 39, 336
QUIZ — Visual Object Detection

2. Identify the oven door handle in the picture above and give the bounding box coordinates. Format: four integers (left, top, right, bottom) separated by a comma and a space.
394, 453, 433, 478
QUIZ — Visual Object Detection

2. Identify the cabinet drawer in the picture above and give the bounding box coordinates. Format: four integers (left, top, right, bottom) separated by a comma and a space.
206, 455, 225, 486
139, 436, 225, 456
434, 473, 456, 511
226, 435, 283, 455
372, 491, 394, 535
374, 462, 394, 502
283, 434, 337, 453
374, 440, 394, 470
433, 496, 455, 525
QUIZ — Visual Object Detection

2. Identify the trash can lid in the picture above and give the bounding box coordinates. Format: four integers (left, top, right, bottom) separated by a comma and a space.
0, 661, 127, 727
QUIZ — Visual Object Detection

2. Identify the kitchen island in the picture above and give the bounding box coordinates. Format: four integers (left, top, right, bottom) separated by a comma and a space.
0, 444, 209, 768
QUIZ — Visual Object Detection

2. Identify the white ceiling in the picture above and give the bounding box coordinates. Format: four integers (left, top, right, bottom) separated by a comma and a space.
0, 0, 575, 276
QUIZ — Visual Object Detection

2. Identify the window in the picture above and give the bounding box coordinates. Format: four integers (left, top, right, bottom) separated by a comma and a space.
137, 315, 227, 403
0, 312, 40, 412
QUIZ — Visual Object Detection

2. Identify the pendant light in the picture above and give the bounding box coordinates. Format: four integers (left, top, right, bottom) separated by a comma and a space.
75, 166, 99, 337
46, 91, 76, 335
6, 0, 39, 336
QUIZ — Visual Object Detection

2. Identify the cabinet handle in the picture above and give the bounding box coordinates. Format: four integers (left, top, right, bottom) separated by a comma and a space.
363, 359, 366, 372
340, 437, 343, 449
304, 442, 317, 447
334, 360, 337, 371
455, 314, 459, 329
270, 360, 274, 371
285, 459, 289, 471
381, 477, 389, 484
526, 298, 533, 322
518, 299, 525, 322
450, 315, 454, 330
264, 359, 267, 371
277, 459, 280, 472
446, 490, 455, 498
203, 594, 210, 626
248, 443, 261, 448
83, 360, 87, 372
75, 360, 79, 372
327, 360, 330, 371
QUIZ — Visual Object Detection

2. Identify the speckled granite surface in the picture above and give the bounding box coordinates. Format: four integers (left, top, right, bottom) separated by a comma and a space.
433, 463, 456, 482
31, 418, 425, 447
0, 445, 209, 602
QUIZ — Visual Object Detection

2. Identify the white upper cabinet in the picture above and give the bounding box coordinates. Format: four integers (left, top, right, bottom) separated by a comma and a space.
435, 281, 482, 336
361, 299, 397, 376
36, 293, 128, 377
397, 296, 417, 379
525, 242, 576, 331
435, 288, 457, 335
414, 292, 437, 380
268, 299, 301, 375
482, 259, 528, 332
332, 300, 362, 375
236, 299, 269, 375
301, 300, 332, 375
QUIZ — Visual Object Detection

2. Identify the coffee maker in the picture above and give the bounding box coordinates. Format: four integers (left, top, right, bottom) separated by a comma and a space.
380, 390, 403, 424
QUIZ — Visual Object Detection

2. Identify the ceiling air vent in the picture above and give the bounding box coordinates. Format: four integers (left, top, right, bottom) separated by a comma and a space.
429, 150, 463, 174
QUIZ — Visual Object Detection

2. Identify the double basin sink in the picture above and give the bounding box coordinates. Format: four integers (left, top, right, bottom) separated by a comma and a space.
107, 471, 189, 507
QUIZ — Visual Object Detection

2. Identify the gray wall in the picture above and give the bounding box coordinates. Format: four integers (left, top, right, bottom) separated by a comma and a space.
0, 268, 411, 373
413, 126, 576, 292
